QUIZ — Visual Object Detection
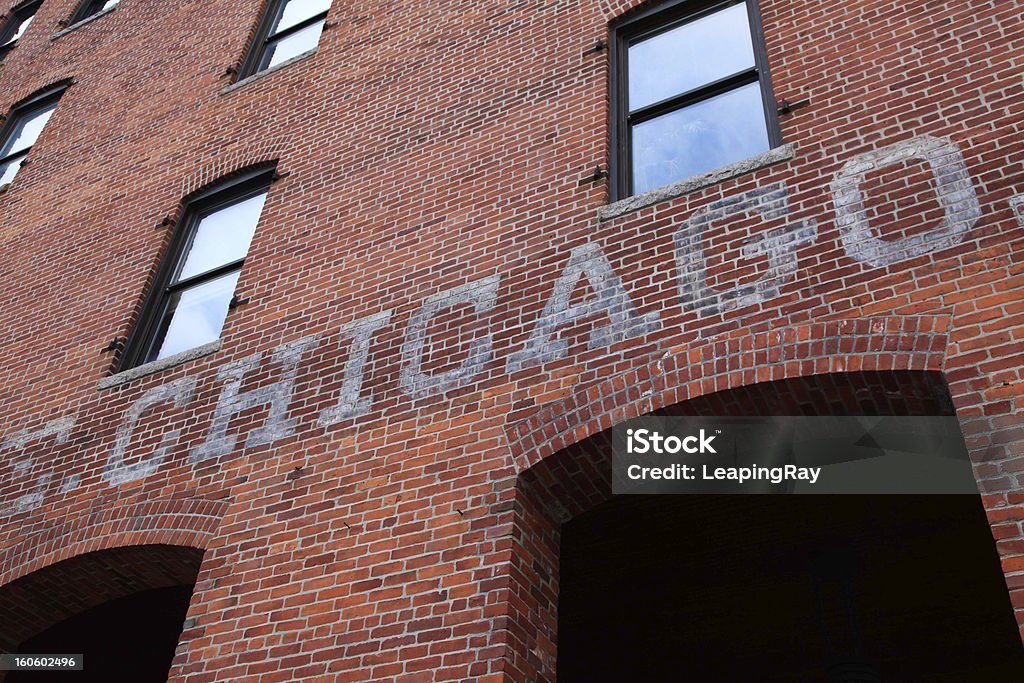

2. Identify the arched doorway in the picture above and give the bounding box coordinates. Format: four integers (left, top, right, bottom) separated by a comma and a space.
0, 544, 203, 682
512, 371, 1024, 681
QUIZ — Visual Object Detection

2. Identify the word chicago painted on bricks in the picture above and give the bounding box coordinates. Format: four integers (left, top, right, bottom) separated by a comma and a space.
0, 135, 1004, 516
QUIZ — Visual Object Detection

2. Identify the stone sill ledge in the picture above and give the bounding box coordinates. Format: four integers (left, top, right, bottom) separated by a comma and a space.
50, 4, 117, 41
98, 340, 221, 390
220, 49, 318, 96
599, 144, 796, 221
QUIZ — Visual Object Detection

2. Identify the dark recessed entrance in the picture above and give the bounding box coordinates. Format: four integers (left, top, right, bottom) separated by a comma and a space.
0, 544, 202, 683
535, 372, 1024, 682
8, 585, 196, 683
558, 494, 1024, 682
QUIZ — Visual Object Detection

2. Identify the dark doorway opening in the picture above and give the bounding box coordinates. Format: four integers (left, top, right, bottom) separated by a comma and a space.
8, 585, 195, 683
535, 372, 1024, 682
558, 494, 1024, 682
0, 544, 203, 683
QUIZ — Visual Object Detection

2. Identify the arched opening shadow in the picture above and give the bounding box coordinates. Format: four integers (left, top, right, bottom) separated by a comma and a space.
511, 371, 1024, 682
0, 544, 203, 682
559, 495, 1023, 682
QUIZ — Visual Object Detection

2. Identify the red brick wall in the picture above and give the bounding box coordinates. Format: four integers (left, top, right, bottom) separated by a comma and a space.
0, 0, 1022, 679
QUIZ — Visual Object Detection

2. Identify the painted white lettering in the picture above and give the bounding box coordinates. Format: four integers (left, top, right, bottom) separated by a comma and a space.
832, 135, 980, 267
507, 243, 660, 371
399, 275, 500, 399
104, 377, 196, 485
319, 311, 392, 425
191, 335, 319, 463
1010, 194, 1024, 227
0, 416, 75, 517
675, 182, 816, 317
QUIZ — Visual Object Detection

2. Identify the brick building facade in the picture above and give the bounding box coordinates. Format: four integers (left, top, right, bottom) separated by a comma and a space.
0, 0, 1023, 680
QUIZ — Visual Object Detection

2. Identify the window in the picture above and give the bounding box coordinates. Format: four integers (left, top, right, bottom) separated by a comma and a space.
611, 0, 780, 199
0, 86, 62, 188
120, 169, 273, 368
0, 0, 41, 56
67, 0, 116, 25
239, 0, 330, 78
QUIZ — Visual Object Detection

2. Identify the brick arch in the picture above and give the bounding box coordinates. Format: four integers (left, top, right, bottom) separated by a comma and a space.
505, 315, 950, 476
0, 544, 205, 654
2, 76, 74, 112
0, 496, 228, 589
498, 316, 955, 682
178, 138, 288, 200
598, 0, 658, 22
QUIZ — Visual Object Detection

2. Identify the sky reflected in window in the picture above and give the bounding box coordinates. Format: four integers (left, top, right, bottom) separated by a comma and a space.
178, 193, 266, 281
631, 81, 768, 194
263, 19, 324, 69
275, 0, 330, 33
1, 106, 53, 157
628, 3, 754, 111
0, 157, 23, 185
154, 271, 240, 361
3, 14, 33, 45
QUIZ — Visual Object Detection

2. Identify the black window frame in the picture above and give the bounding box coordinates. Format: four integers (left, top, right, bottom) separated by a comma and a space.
67, 0, 114, 26
119, 167, 275, 370
0, 0, 42, 56
237, 0, 330, 79
609, 0, 782, 201
0, 84, 65, 189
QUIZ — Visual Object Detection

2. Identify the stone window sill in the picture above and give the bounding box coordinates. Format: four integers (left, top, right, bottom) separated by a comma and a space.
599, 144, 796, 221
220, 48, 318, 96
98, 340, 221, 390
51, 4, 117, 41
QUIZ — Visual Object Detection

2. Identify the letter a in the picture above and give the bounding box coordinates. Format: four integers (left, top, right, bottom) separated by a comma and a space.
507, 242, 660, 371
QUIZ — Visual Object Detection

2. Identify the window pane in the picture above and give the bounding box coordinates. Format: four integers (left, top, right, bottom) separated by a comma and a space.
3, 14, 33, 45
80, 0, 116, 18
0, 154, 24, 185
177, 192, 267, 281
0, 104, 54, 157
628, 2, 754, 111
152, 270, 240, 361
631, 81, 769, 195
272, 0, 330, 34
260, 18, 324, 70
